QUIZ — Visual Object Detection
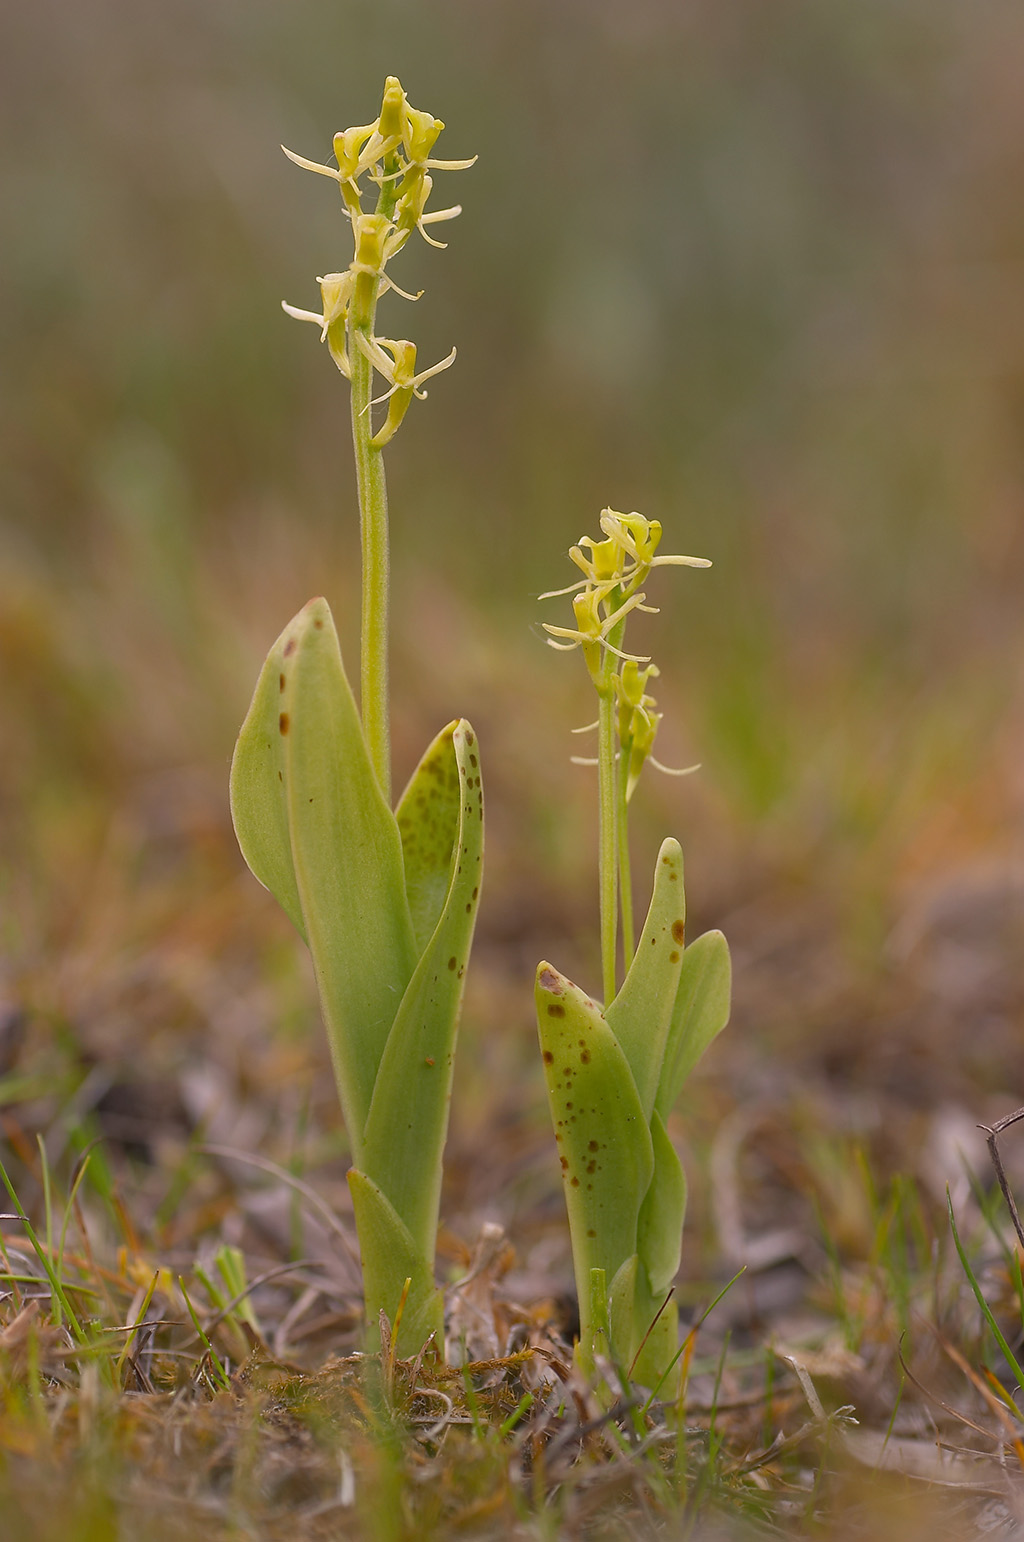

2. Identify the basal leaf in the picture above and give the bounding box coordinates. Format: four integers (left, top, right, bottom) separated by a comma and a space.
395, 720, 465, 954
606, 838, 686, 1121
656, 929, 731, 1124
230, 620, 306, 941
361, 720, 483, 1259
630, 1273, 680, 1396
536, 964, 654, 1301
235, 597, 417, 1146
608, 1254, 639, 1368
348, 1167, 443, 1355
636, 1108, 687, 1298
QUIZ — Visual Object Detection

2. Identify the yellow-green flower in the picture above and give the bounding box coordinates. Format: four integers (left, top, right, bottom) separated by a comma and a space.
353, 334, 458, 447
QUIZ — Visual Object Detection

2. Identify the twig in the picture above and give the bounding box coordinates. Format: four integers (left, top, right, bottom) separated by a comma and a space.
978, 1107, 1024, 1251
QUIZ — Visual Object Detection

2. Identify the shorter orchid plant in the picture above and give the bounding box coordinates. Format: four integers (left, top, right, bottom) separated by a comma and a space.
230, 78, 480, 1355
536, 510, 732, 1393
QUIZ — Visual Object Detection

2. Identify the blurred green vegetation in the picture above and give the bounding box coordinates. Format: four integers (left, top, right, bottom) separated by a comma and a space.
1, 0, 1022, 988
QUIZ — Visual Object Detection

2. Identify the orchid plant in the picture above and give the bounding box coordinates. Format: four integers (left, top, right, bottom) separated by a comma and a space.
230, 77, 479, 1355
536, 510, 732, 1392
231, 78, 730, 1390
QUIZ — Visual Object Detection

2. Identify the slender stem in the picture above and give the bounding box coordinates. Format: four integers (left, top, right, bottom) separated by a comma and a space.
348, 277, 391, 804
347, 161, 401, 805
596, 661, 618, 1007
596, 609, 628, 1005
617, 736, 635, 966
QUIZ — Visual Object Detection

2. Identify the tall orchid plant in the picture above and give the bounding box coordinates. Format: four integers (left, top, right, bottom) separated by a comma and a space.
230, 78, 479, 1355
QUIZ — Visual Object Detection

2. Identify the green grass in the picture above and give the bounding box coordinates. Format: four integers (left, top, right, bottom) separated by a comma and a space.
0, 1123, 1022, 1540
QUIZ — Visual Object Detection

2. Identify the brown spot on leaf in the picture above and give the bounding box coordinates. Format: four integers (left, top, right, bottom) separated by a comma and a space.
672, 920, 685, 944
539, 968, 562, 994
570, 1176, 580, 1187
424, 1057, 435, 1067
278, 673, 286, 692
279, 713, 290, 735
313, 617, 323, 630
560, 1156, 569, 1171
543, 1050, 554, 1065
670, 951, 680, 964
547, 1003, 565, 1018
581, 1050, 591, 1064
588, 1140, 599, 1152
447, 956, 457, 970
283, 638, 296, 657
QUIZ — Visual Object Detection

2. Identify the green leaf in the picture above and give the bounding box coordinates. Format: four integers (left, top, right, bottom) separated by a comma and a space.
629, 1276, 679, 1396
231, 598, 417, 1146
230, 616, 306, 941
606, 838, 686, 1121
360, 720, 483, 1258
608, 1254, 638, 1368
536, 964, 654, 1315
636, 1109, 687, 1298
395, 720, 467, 953
348, 1167, 443, 1355
656, 929, 731, 1125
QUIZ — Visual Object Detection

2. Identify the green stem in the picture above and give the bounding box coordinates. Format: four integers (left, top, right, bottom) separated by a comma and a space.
597, 663, 618, 1006
617, 735, 635, 966
347, 162, 401, 805
596, 610, 628, 1005
348, 279, 391, 804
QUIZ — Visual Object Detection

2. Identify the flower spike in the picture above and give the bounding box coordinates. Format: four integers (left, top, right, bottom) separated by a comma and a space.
282, 76, 473, 442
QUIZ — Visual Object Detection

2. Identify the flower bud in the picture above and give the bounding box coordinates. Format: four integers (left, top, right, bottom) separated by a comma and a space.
403, 104, 444, 163
352, 212, 391, 274
378, 76, 407, 142
333, 123, 377, 182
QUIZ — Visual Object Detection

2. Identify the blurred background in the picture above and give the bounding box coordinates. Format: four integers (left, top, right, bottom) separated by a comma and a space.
1, 0, 1022, 1299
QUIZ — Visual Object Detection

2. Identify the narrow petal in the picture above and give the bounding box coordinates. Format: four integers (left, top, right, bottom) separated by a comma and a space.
410, 346, 457, 390
649, 758, 701, 777
538, 579, 590, 600
650, 554, 712, 569
416, 222, 449, 250
419, 204, 463, 225
379, 274, 423, 303
423, 155, 478, 171
281, 145, 344, 182
281, 301, 326, 325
